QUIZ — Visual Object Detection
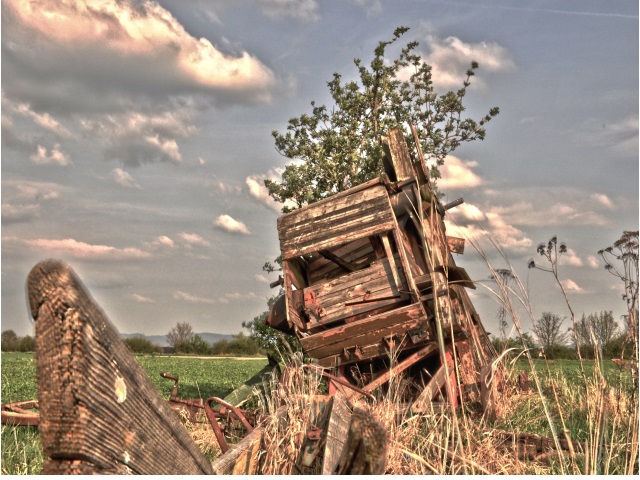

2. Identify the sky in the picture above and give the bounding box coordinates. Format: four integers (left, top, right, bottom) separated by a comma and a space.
1, 0, 638, 343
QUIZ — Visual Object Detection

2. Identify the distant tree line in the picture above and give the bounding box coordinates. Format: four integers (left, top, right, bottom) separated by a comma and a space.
1, 330, 35, 352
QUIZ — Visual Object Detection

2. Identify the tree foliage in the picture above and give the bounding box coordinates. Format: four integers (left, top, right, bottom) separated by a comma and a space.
166, 321, 194, 349
532, 312, 568, 349
242, 292, 299, 357
266, 26, 499, 211
124, 336, 161, 354
574, 311, 619, 354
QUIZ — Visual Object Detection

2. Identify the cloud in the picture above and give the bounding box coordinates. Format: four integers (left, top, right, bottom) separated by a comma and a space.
261, 0, 320, 22
30, 144, 71, 166
438, 156, 483, 190
561, 278, 585, 293
3, 0, 277, 109
419, 32, 516, 89
154, 236, 176, 249
178, 232, 211, 248
2, 96, 72, 138
2, 203, 40, 223
130, 293, 155, 303
218, 291, 260, 304
214, 214, 251, 235
12, 237, 151, 259
83, 110, 194, 166
174, 290, 215, 304
348, 0, 382, 15
558, 247, 583, 267
246, 174, 282, 211
586, 255, 601, 269
254, 274, 270, 283
445, 202, 532, 251
487, 187, 611, 228
591, 193, 614, 209
112, 168, 140, 189
572, 115, 638, 157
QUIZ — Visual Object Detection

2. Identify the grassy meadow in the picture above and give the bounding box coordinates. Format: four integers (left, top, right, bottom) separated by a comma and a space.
1, 353, 268, 475
1, 352, 637, 474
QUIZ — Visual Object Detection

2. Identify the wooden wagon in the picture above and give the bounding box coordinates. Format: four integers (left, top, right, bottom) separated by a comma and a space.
266, 129, 495, 407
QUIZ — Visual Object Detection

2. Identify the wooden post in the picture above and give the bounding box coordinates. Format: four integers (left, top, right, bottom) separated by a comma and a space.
28, 260, 213, 475
334, 408, 388, 475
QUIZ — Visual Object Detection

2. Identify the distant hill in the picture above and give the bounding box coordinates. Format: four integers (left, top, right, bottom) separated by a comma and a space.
120, 332, 235, 347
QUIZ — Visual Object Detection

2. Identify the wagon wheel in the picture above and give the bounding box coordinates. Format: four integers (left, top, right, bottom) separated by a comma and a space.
1, 400, 40, 426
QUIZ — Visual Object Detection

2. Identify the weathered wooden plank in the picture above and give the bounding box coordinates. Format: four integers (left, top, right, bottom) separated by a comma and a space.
282, 219, 397, 260
362, 342, 439, 393
281, 207, 395, 260
279, 193, 391, 243
277, 179, 386, 231
302, 303, 427, 358
27, 260, 213, 475
411, 364, 449, 413
382, 129, 415, 182
322, 391, 352, 475
381, 233, 403, 292
211, 426, 264, 474
319, 249, 358, 272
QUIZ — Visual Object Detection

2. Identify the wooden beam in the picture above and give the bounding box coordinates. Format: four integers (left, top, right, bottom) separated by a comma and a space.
27, 260, 214, 475
334, 408, 388, 475
319, 249, 358, 272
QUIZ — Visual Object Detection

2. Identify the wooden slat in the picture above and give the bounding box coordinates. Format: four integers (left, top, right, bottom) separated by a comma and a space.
27, 260, 213, 475
308, 239, 375, 284
211, 427, 264, 474
301, 303, 426, 358
382, 129, 415, 182
322, 392, 352, 475
277, 178, 385, 230
334, 408, 388, 475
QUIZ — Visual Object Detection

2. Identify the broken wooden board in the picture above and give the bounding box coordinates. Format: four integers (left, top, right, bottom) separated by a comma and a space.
211, 427, 265, 474
322, 391, 352, 475
27, 259, 213, 475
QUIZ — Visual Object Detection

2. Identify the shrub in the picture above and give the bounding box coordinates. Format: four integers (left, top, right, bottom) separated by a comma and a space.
123, 337, 162, 354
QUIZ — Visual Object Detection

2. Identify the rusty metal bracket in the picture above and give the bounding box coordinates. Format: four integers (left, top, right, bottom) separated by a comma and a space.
204, 396, 255, 454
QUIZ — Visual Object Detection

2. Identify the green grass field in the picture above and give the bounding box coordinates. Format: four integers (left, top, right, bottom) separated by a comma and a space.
1, 352, 636, 474
1, 353, 268, 475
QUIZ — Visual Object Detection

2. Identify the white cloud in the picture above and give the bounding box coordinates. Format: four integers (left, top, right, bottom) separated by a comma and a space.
254, 274, 270, 283
421, 33, 516, 89
2, 203, 40, 223
445, 202, 532, 252
438, 156, 483, 190
112, 168, 140, 189
178, 232, 211, 248
214, 214, 251, 235
586, 255, 601, 269
558, 247, 583, 267
198, 157, 207, 166
261, 0, 320, 22
16, 237, 150, 259
561, 278, 585, 293
30, 144, 71, 166
83, 110, 194, 166
174, 290, 215, 304
591, 193, 614, 209
2, 96, 72, 138
218, 291, 260, 304
573, 115, 638, 157
4, 0, 276, 100
130, 293, 155, 303
246, 174, 282, 212
155, 236, 176, 248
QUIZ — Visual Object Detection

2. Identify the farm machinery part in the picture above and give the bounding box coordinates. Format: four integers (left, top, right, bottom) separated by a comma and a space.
265, 128, 497, 411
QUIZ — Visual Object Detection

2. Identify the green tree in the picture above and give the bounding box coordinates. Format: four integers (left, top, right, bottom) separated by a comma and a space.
532, 312, 568, 350
123, 337, 161, 354
574, 311, 619, 357
1, 330, 18, 352
166, 321, 194, 349
266, 26, 499, 211
242, 292, 299, 357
